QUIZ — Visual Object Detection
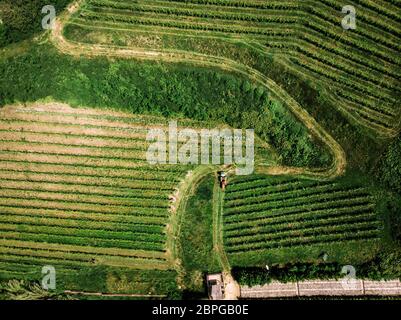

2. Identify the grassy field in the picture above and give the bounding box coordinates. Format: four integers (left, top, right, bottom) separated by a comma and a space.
178, 175, 220, 296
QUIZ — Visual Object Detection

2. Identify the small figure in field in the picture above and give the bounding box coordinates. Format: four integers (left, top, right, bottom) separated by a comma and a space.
218, 171, 228, 191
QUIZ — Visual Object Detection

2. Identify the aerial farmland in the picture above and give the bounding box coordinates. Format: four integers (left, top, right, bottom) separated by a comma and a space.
0, 0, 400, 304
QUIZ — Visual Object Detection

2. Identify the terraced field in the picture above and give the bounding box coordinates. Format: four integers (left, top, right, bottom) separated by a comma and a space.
63, 0, 401, 137
0, 102, 221, 282
0, 102, 276, 290
223, 175, 382, 266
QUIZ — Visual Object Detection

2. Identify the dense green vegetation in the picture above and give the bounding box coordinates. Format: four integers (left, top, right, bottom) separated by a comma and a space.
375, 134, 401, 195
0, 279, 71, 300
179, 175, 220, 295
0, 0, 70, 47
0, 43, 329, 167
233, 263, 344, 286
0, 265, 180, 298
233, 249, 401, 285
61, 267, 180, 298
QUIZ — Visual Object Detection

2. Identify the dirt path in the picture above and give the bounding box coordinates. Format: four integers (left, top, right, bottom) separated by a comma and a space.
47, 1, 353, 299
212, 182, 230, 273
166, 165, 216, 289
212, 178, 241, 299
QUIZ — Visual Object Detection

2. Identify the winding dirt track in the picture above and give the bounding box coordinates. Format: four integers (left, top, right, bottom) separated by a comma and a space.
50, 0, 346, 181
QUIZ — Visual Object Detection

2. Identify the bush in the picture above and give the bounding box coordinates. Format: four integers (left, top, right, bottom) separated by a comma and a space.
376, 134, 401, 195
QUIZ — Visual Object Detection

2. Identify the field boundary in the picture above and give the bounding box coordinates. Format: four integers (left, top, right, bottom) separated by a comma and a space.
240, 279, 401, 298
64, 290, 166, 298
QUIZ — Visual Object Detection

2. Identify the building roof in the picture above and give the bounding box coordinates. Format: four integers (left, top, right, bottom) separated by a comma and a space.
207, 273, 224, 300
211, 285, 224, 300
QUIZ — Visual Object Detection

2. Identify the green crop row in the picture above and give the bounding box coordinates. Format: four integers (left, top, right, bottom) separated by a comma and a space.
224, 189, 371, 215
297, 30, 400, 80
225, 180, 310, 200
0, 151, 187, 172
225, 177, 299, 193
0, 177, 169, 200
0, 214, 165, 235
288, 53, 396, 112
0, 223, 165, 244
1, 230, 166, 252
352, 0, 401, 23
77, 11, 296, 37
225, 183, 356, 207
225, 220, 379, 249
319, 0, 401, 37
302, 19, 401, 67
291, 41, 400, 99
224, 204, 375, 232
0, 255, 84, 272
0, 198, 169, 218
226, 229, 379, 253
224, 197, 372, 224
225, 212, 377, 242
0, 188, 170, 208
153, 0, 300, 10
0, 205, 166, 226
1, 247, 164, 263
88, 2, 299, 24
0, 168, 177, 191
290, 43, 398, 106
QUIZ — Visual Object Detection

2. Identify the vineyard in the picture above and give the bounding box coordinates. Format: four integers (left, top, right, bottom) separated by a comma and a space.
223, 174, 382, 266
0, 103, 185, 276
0, 102, 275, 293
0, 0, 400, 298
63, 0, 401, 137
0, 102, 216, 292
